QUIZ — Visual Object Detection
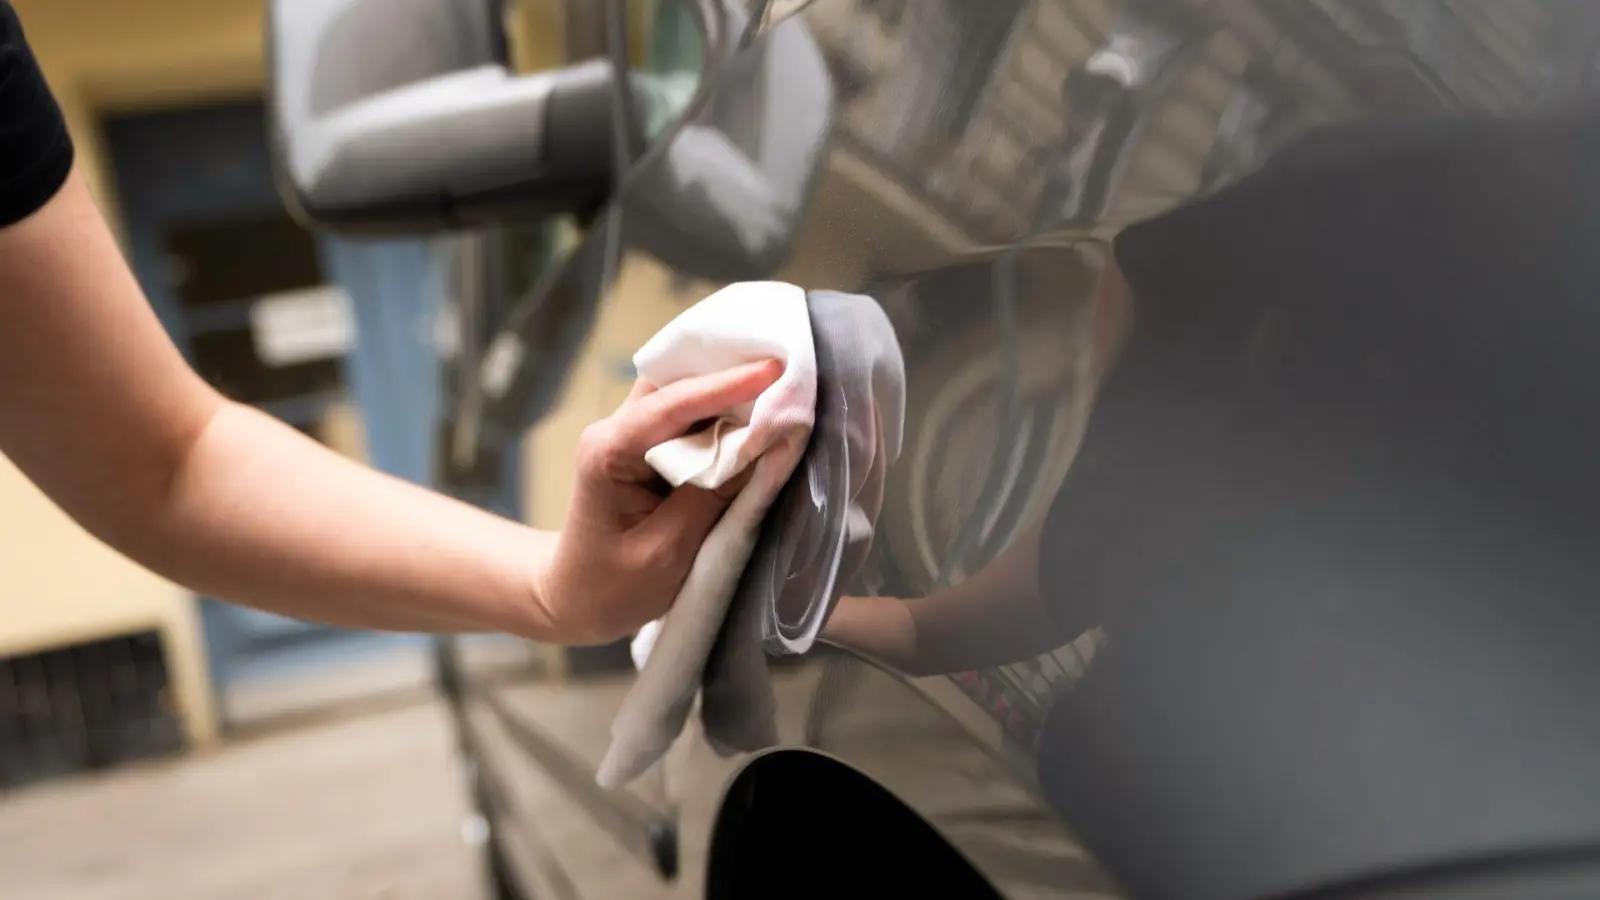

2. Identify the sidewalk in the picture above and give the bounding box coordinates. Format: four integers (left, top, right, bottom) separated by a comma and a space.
0, 697, 484, 900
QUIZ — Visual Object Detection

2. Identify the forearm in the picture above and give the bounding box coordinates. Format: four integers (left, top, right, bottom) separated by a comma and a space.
825, 526, 1066, 676
823, 593, 921, 671
123, 401, 559, 639
905, 585, 1066, 676
828, 591, 1064, 677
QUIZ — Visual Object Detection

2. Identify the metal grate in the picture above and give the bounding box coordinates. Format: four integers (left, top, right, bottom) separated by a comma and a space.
949, 627, 1106, 750
0, 631, 186, 791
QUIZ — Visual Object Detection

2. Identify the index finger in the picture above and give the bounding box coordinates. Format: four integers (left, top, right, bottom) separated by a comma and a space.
625, 377, 656, 403
608, 358, 782, 459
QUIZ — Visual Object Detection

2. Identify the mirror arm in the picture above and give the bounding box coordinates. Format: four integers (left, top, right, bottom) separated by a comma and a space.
274, 59, 628, 235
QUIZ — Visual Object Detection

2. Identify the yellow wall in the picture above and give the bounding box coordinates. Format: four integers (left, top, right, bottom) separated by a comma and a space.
15, 0, 268, 214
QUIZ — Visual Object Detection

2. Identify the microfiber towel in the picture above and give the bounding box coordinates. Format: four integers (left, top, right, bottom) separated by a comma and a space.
743, 289, 906, 657
596, 282, 817, 789
698, 289, 906, 757
635, 281, 818, 489
597, 287, 905, 787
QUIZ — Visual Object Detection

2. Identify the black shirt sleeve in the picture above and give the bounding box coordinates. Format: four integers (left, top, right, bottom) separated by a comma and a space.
0, 0, 73, 228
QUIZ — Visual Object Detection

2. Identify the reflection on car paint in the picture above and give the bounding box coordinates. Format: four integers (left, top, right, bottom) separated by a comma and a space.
434, 1, 1600, 898
951, 626, 1106, 750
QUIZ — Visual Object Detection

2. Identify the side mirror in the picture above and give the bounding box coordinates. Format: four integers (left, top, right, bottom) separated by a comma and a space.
266, 0, 626, 234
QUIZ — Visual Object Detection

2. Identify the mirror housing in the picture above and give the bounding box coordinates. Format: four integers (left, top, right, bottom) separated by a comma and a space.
622, 7, 836, 283
267, 0, 625, 234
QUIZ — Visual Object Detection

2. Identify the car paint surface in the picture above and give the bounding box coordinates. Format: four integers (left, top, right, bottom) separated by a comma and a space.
447, 2, 1600, 898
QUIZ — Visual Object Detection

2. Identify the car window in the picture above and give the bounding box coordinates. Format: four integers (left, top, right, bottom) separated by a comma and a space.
636, 0, 706, 141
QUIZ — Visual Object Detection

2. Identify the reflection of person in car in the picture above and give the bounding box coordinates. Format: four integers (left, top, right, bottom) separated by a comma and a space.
826, 102, 1600, 678
823, 259, 1131, 675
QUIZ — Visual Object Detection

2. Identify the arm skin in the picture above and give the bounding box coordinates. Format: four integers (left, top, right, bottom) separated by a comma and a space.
0, 168, 559, 638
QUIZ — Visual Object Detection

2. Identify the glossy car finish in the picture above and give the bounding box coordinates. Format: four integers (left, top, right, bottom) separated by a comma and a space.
441, 2, 1600, 899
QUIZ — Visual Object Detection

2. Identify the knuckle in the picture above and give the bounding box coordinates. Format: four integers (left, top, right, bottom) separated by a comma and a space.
576, 421, 621, 475
632, 393, 672, 431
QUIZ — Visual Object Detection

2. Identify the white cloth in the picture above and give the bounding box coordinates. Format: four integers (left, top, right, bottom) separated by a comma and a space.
597, 281, 816, 788
635, 281, 817, 490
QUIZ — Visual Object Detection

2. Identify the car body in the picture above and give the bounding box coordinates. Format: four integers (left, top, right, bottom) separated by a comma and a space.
268, 2, 1600, 898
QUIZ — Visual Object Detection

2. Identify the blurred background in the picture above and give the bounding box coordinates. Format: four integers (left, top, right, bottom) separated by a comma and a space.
0, 1, 704, 897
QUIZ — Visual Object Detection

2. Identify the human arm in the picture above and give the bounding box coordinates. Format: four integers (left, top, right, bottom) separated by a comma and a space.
0, 167, 543, 635
0, 166, 777, 643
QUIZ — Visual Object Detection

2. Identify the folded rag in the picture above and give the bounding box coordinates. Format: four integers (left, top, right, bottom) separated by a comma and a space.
759, 289, 906, 654
699, 289, 906, 757
597, 285, 905, 787
596, 282, 817, 789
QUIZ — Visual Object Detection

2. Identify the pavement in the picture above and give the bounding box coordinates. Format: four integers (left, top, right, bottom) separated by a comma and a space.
0, 694, 487, 900
0, 651, 1106, 900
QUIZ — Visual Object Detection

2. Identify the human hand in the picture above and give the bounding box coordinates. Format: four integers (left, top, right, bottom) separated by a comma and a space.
535, 359, 784, 644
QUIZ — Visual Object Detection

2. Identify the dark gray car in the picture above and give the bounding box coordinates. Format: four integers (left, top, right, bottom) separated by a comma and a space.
267, 2, 1600, 898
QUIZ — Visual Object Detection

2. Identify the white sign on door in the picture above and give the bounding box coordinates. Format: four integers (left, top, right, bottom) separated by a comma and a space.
249, 285, 356, 367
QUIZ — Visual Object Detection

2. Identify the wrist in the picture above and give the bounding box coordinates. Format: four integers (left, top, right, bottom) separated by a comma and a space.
495, 527, 562, 642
